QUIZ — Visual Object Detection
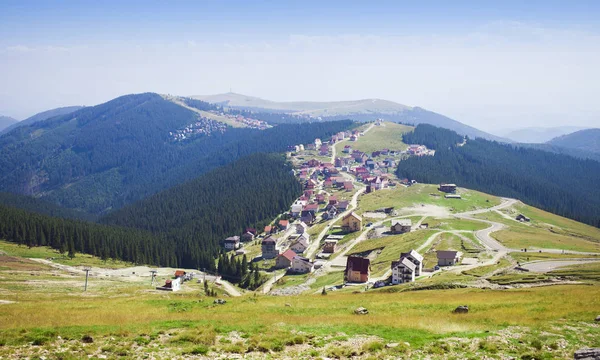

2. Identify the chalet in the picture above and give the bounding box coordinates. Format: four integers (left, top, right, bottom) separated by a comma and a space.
329, 136, 337, 144
335, 157, 343, 167
261, 237, 279, 259
328, 196, 338, 206
439, 183, 457, 193
278, 219, 290, 231
291, 203, 304, 217
224, 236, 240, 250
437, 250, 462, 266
291, 256, 314, 273
323, 179, 334, 188
303, 203, 319, 216
241, 231, 255, 242
391, 257, 416, 284
345, 256, 370, 283
290, 234, 309, 253
323, 239, 338, 253
315, 138, 322, 147
400, 249, 424, 276
354, 167, 370, 177
322, 206, 337, 220
276, 249, 296, 269
371, 176, 388, 190
307, 159, 320, 168
316, 193, 326, 203
264, 225, 274, 234
320, 144, 330, 156
157, 277, 181, 292
516, 214, 531, 222
305, 179, 317, 190
245, 228, 257, 236
350, 134, 357, 141
342, 212, 362, 232
337, 200, 350, 211
300, 212, 315, 224
343, 145, 352, 153
294, 222, 308, 234
174, 270, 186, 279
391, 219, 412, 234
336, 132, 345, 141
344, 181, 354, 191
408, 144, 426, 156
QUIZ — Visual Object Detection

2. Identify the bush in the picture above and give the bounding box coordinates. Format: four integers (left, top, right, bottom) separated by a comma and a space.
183, 345, 209, 355
362, 340, 384, 353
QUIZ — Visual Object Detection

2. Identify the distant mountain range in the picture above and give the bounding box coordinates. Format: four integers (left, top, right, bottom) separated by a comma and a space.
0, 115, 18, 133
547, 128, 600, 154
192, 92, 509, 142
501, 126, 589, 143
0, 106, 84, 135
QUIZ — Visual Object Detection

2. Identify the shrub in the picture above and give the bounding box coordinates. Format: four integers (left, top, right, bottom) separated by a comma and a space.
183, 345, 209, 355
362, 340, 384, 353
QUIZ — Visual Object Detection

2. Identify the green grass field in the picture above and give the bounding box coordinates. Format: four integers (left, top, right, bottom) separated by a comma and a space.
335, 121, 413, 154
357, 184, 501, 216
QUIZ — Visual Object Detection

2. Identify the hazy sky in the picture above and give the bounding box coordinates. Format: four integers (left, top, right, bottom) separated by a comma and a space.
1, 0, 599, 133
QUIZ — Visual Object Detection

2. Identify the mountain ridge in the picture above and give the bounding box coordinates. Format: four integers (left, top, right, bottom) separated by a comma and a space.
0, 115, 18, 132
192, 92, 508, 142
0, 106, 84, 135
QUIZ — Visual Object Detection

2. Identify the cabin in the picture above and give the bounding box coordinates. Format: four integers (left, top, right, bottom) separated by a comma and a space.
224, 236, 240, 250
276, 249, 297, 269
156, 277, 181, 292
241, 231, 254, 242
437, 250, 462, 266
343, 145, 352, 153
399, 249, 424, 276
344, 181, 354, 191
261, 237, 279, 259
290, 235, 309, 254
391, 257, 416, 284
439, 183, 457, 193
294, 222, 308, 234
174, 270, 186, 279
516, 214, 531, 222
291, 256, 314, 273
345, 256, 370, 283
391, 219, 412, 234
323, 239, 338, 253
278, 219, 290, 231
342, 212, 362, 232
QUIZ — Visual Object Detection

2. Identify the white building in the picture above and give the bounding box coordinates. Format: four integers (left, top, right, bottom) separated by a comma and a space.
391, 257, 416, 284
399, 249, 423, 276
291, 256, 314, 273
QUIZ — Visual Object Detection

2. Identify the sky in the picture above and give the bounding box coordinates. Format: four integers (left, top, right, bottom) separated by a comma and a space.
1, 0, 599, 133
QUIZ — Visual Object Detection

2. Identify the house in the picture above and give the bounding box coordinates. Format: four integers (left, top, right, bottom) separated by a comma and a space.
516, 214, 531, 222
328, 196, 338, 206
307, 159, 320, 168
408, 144, 426, 156
344, 181, 354, 191
300, 212, 315, 224
391, 257, 417, 284
345, 256, 370, 283
337, 200, 350, 211
174, 270, 186, 279
306, 179, 317, 189
276, 249, 296, 269
224, 236, 240, 250
294, 222, 308, 234
323, 179, 334, 188
291, 203, 304, 217
264, 225, 274, 234
437, 250, 462, 266
290, 234, 309, 254
303, 203, 319, 216
241, 231, 254, 242
391, 219, 412, 234
245, 228, 257, 236
291, 256, 314, 273
370, 176, 388, 190
262, 237, 279, 259
319, 145, 330, 156
439, 183, 457, 193
323, 239, 338, 253
335, 157, 343, 167
400, 249, 424, 276
315, 138, 322, 147
316, 193, 326, 203
304, 189, 314, 199
157, 277, 181, 292
322, 206, 337, 220
350, 135, 357, 141
343, 145, 352, 153
342, 212, 362, 232
383, 158, 396, 167
278, 219, 290, 231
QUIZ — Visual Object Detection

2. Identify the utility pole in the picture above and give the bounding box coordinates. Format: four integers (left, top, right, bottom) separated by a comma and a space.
84, 267, 90, 292
150, 270, 157, 286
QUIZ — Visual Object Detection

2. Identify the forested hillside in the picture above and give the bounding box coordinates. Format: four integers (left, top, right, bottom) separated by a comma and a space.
0, 192, 95, 221
0, 92, 353, 215
0, 106, 84, 135
547, 128, 600, 154
0, 204, 172, 266
397, 124, 600, 227
102, 153, 302, 270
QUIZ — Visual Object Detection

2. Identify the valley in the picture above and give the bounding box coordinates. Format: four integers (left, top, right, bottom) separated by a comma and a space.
1, 120, 599, 359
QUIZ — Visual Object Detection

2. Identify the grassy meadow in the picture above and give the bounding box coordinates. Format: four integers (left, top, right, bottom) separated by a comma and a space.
334, 121, 413, 155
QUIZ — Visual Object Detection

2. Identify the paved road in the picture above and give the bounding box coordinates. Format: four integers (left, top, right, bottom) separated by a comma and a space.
521, 259, 600, 272
261, 270, 286, 294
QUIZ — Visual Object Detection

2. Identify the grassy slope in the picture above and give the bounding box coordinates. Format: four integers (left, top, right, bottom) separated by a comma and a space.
357, 184, 501, 215
335, 121, 413, 154
475, 207, 600, 252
